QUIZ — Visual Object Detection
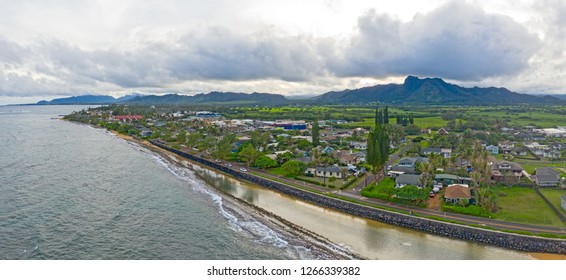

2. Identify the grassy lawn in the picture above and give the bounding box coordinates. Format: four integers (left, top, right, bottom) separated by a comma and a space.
512, 159, 566, 175
539, 188, 566, 216
348, 116, 446, 129
296, 175, 353, 188
361, 177, 395, 197
493, 186, 564, 227
266, 166, 288, 177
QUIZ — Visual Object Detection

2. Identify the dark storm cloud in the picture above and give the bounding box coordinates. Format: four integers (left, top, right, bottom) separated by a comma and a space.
335, 1, 541, 80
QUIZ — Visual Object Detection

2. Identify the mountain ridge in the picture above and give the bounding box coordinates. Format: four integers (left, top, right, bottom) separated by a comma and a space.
34, 76, 565, 105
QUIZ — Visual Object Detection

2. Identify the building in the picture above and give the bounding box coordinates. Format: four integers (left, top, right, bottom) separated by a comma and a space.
391, 157, 429, 174
535, 167, 561, 187
422, 147, 452, 158
314, 165, 344, 179
444, 184, 471, 204
395, 174, 423, 188
485, 145, 499, 154
115, 115, 143, 122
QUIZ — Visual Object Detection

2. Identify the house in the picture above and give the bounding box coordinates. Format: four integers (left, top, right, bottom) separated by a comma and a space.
535, 167, 561, 187
395, 174, 423, 188
391, 157, 429, 174
115, 115, 143, 123
437, 127, 448, 135
561, 196, 566, 212
498, 141, 514, 154
294, 156, 312, 165
485, 145, 499, 154
491, 160, 524, 183
543, 150, 561, 159
349, 141, 367, 150
140, 129, 153, 137
337, 153, 360, 165
422, 148, 452, 158
314, 165, 343, 179
444, 184, 471, 204
322, 146, 335, 154
513, 147, 528, 156
525, 142, 548, 150
434, 174, 471, 186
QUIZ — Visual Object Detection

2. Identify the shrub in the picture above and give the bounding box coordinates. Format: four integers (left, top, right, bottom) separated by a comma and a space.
441, 205, 492, 218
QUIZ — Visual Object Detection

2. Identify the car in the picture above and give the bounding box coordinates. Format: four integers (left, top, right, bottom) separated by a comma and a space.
386, 165, 392, 171
240, 167, 248, 172
429, 191, 435, 198
225, 163, 232, 167
215, 159, 222, 163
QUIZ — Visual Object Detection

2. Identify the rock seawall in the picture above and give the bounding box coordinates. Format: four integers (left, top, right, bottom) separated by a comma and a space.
151, 140, 566, 255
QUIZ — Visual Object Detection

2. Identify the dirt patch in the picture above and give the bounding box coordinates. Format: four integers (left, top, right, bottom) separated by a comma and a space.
427, 193, 443, 210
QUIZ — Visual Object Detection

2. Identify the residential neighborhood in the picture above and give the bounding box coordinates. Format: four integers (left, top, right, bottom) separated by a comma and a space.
65, 104, 566, 227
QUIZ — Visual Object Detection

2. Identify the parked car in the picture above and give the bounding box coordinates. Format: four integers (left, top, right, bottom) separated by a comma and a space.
225, 163, 232, 167
240, 167, 248, 172
215, 159, 222, 163
429, 191, 435, 198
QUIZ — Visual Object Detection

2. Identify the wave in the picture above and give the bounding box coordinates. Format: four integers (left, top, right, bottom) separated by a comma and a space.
121, 141, 317, 258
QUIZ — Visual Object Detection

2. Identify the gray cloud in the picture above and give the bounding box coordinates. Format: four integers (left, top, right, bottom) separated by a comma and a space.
0, 1, 551, 101
335, 1, 541, 80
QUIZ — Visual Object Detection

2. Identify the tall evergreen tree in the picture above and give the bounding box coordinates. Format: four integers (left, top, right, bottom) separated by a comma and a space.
312, 117, 320, 147
378, 110, 384, 125
409, 113, 414, 125
374, 107, 379, 126
384, 106, 389, 124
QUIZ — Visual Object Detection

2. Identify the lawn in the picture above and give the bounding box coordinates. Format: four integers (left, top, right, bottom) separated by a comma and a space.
348, 116, 446, 129
266, 166, 288, 177
512, 159, 566, 175
539, 188, 566, 216
295, 175, 354, 189
494, 186, 564, 227
362, 177, 395, 195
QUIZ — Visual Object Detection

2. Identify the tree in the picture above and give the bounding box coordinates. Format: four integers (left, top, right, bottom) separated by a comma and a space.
419, 162, 433, 188
281, 160, 307, 178
383, 106, 389, 124
211, 133, 236, 160
254, 155, 279, 169
276, 151, 294, 165
409, 113, 414, 125
470, 171, 482, 204
238, 143, 260, 167
366, 124, 389, 175
312, 117, 320, 147
297, 139, 312, 151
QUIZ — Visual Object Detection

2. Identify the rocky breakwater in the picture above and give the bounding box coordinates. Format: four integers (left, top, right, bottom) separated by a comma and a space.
150, 140, 566, 255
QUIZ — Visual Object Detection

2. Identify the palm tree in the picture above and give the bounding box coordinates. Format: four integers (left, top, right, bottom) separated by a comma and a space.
419, 162, 432, 189
470, 171, 482, 204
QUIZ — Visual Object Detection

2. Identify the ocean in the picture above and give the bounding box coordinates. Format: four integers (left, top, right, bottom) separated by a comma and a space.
0, 105, 533, 259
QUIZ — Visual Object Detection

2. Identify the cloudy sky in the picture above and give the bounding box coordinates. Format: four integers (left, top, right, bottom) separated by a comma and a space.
1, 0, 565, 104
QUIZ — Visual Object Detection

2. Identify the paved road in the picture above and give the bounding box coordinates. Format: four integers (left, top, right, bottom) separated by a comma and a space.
184, 147, 566, 235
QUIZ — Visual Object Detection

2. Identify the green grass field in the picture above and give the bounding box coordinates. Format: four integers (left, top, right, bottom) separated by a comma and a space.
512, 159, 566, 175
494, 186, 564, 227
265, 166, 288, 177
348, 116, 447, 129
539, 188, 566, 216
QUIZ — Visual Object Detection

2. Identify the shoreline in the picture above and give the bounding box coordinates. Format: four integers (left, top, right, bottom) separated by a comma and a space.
113, 131, 363, 260
109, 130, 566, 258
147, 139, 566, 256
